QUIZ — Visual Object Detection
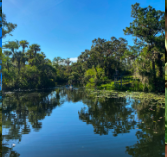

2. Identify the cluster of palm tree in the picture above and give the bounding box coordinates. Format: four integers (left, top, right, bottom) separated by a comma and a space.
3, 40, 41, 72
2, 40, 57, 89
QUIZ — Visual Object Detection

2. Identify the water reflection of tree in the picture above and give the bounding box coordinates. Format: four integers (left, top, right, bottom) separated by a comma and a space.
126, 131, 164, 157
78, 94, 165, 156
2, 88, 84, 156
3, 145, 20, 157
2, 89, 63, 157
58, 88, 88, 103
126, 98, 165, 157
2, 88, 164, 156
78, 97, 136, 136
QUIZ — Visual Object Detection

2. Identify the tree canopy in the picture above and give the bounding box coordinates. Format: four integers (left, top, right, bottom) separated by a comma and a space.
2, 3, 165, 93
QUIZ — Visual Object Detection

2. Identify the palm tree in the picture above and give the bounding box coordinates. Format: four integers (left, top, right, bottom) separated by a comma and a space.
14, 51, 24, 73
26, 49, 34, 60
53, 56, 62, 68
21, 53, 28, 66
41, 52, 46, 59
32, 53, 45, 66
19, 40, 29, 53
65, 58, 71, 73
3, 41, 20, 65
29, 44, 41, 57
4, 50, 12, 72
3, 41, 19, 54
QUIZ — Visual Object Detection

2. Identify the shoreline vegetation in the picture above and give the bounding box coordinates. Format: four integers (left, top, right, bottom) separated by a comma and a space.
2, 3, 165, 94
3, 86, 165, 104
85, 89, 165, 103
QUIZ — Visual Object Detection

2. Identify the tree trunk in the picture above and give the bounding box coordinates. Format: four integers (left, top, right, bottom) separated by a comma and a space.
18, 60, 20, 73
152, 59, 156, 90
7, 62, 9, 73
156, 53, 163, 78
165, 47, 167, 63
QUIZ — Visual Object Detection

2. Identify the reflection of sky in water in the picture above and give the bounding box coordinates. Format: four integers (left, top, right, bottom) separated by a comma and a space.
126, 97, 140, 122
10, 102, 135, 157
2, 89, 165, 157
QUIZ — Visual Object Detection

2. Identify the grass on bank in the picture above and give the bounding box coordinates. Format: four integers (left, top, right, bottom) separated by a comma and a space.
93, 75, 154, 92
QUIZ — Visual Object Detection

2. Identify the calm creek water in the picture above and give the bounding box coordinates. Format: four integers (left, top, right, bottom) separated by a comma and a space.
2, 87, 165, 157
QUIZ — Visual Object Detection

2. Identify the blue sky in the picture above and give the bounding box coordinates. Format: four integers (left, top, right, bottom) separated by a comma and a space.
2, 0, 164, 62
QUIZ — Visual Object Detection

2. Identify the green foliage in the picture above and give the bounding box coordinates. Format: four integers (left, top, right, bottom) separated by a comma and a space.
123, 3, 164, 43
20, 40, 29, 53
84, 66, 108, 87
165, 63, 167, 80
97, 77, 151, 92
99, 82, 115, 90
73, 3, 164, 92
68, 72, 79, 84
2, 41, 58, 89
1, 3, 164, 93
129, 80, 143, 91
123, 3, 165, 92
2, 13, 17, 39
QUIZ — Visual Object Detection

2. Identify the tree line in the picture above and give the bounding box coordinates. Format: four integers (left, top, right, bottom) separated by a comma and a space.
2, 3, 165, 92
